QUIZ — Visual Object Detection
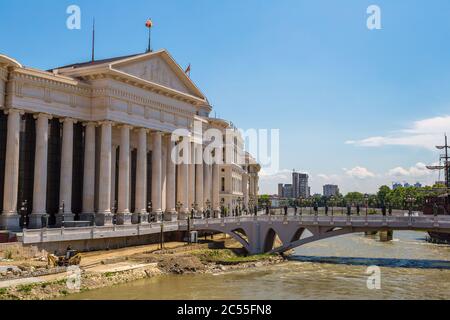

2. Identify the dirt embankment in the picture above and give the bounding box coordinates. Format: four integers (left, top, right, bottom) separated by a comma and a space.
0, 237, 287, 300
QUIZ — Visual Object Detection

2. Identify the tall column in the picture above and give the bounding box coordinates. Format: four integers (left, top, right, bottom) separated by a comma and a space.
203, 160, 211, 213
180, 138, 190, 217
117, 125, 131, 225
97, 121, 113, 226
0, 109, 22, 231
195, 144, 204, 213
57, 118, 75, 225
151, 132, 163, 220
242, 173, 249, 210
212, 162, 221, 217
81, 122, 96, 222
30, 113, 51, 228
165, 136, 177, 221
249, 174, 255, 198
135, 128, 148, 223
188, 141, 196, 212
111, 145, 117, 210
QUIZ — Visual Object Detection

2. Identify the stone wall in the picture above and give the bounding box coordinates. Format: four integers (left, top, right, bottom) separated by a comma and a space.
24, 230, 187, 255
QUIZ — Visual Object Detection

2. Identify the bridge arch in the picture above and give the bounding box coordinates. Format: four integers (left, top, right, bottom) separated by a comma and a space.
270, 228, 362, 254
194, 227, 252, 253
263, 228, 285, 253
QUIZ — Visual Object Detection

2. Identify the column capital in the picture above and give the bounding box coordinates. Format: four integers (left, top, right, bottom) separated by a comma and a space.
135, 127, 150, 134
151, 131, 164, 137
4, 108, 24, 116
118, 124, 133, 130
33, 113, 53, 120
59, 117, 77, 124
82, 121, 98, 128
98, 120, 113, 127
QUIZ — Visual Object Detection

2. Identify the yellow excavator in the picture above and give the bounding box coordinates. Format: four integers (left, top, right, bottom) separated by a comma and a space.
47, 247, 82, 267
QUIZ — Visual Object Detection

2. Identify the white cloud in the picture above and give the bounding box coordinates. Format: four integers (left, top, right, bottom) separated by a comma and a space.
388, 162, 431, 178
344, 166, 376, 179
346, 115, 450, 150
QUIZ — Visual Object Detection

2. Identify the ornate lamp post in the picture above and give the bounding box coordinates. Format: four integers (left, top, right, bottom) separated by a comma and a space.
406, 195, 416, 216
59, 200, 65, 228
220, 198, 225, 217
205, 199, 211, 218
364, 194, 369, 217
20, 200, 28, 229
330, 196, 335, 216
147, 201, 152, 222
237, 197, 243, 216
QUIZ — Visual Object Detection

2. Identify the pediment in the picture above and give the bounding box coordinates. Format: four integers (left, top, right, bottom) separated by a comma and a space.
112, 52, 204, 99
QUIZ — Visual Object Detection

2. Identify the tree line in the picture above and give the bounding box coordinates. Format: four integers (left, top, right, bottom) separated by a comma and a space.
259, 183, 447, 210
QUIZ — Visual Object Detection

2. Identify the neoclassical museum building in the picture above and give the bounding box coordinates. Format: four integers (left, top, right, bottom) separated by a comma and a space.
0, 50, 260, 232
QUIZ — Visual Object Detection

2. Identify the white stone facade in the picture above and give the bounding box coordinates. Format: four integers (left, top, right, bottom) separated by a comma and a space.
0, 50, 260, 231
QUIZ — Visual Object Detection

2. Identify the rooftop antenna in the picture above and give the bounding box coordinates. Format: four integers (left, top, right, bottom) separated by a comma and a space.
91, 18, 96, 62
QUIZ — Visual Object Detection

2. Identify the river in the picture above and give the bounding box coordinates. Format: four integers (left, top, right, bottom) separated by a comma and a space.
65, 231, 450, 300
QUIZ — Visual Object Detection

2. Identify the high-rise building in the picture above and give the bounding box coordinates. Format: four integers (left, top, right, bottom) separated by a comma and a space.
278, 184, 284, 197
323, 184, 340, 197
293, 171, 309, 198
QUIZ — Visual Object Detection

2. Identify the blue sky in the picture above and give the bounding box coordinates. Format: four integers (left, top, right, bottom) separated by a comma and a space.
1, 0, 449, 194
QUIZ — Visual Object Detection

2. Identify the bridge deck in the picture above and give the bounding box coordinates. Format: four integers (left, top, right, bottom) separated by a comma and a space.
20, 215, 450, 245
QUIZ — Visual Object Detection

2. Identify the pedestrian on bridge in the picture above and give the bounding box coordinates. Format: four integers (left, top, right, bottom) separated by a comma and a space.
356, 204, 361, 216
346, 204, 352, 216
325, 205, 329, 216
314, 203, 319, 216
294, 206, 298, 216
284, 206, 288, 216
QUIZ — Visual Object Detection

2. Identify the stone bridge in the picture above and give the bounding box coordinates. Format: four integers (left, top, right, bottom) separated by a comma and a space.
21, 214, 450, 255
187, 215, 450, 254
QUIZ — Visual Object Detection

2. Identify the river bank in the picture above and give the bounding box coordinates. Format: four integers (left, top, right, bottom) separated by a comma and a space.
0, 236, 286, 300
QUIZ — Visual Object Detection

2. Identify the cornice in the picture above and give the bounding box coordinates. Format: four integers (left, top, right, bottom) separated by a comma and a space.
10, 69, 91, 96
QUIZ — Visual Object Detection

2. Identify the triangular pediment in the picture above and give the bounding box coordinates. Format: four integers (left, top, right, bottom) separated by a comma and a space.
111, 50, 205, 100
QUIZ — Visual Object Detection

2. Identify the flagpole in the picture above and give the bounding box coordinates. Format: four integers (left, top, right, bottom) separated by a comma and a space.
148, 24, 152, 52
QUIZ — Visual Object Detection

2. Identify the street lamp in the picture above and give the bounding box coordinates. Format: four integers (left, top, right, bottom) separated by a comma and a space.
364, 194, 369, 217
20, 200, 28, 229
220, 198, 225, 217
406, 196, 416, 216
330, 196, 335, 216
205, 199, 211, 218
237, 197, 243, 216
147, 201, 152, 222
59, 201, 65, 227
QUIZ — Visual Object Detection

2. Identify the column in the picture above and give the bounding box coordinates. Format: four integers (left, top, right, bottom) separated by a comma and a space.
195, 144, 204, 213
57, 118, 75, 225
29, 113, 51, 229
188, 141, 196, 212
212, 162, 221, 217
151, 132, 163, 220
0, 109, 22, 231
111, 145, 117, 211
135, 128, 148, 223
97, 121, 113, 226
203, 159, 211, 213
242, 173, 249, 211
81, 122, 96, 221
165, 136, 177, 221
179, 138, 189, 217
117, 125, 131, 225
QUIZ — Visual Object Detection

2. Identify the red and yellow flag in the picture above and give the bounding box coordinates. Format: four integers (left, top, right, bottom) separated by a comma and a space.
145, 19, 153, 28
